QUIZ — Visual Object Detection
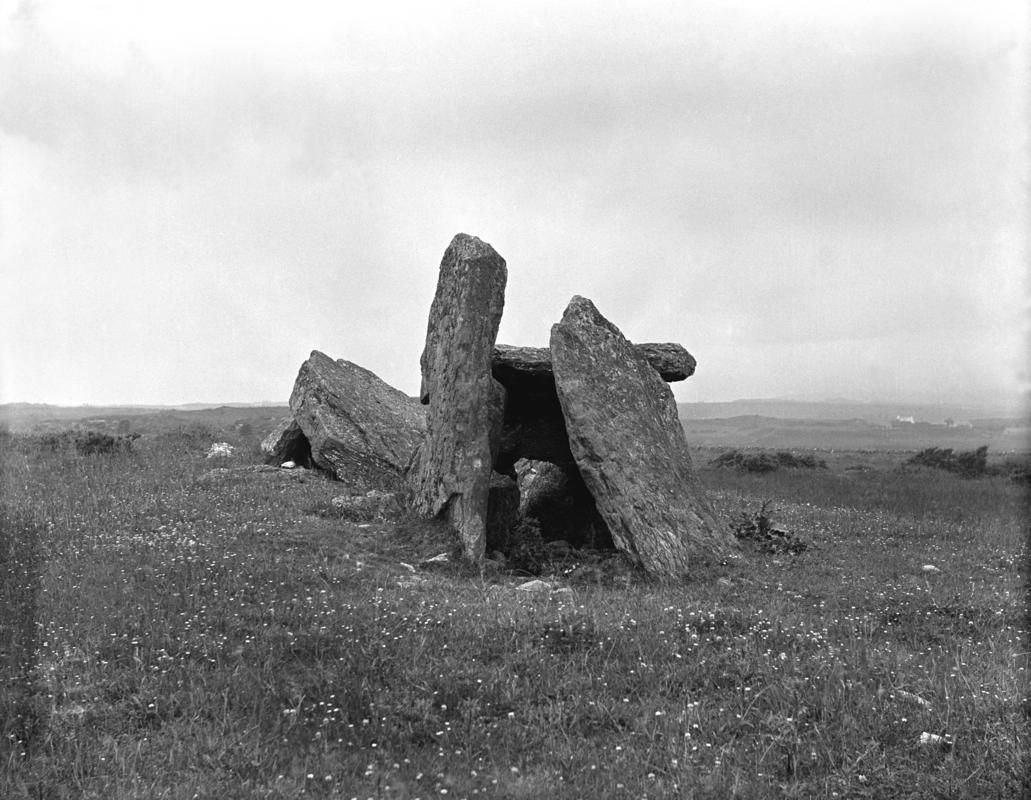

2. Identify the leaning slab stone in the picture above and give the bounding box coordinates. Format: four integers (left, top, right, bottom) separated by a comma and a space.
407, 234, 508, 564
290, 351, 426, 487
260, 417, 312, 467
550, 296, 739, 577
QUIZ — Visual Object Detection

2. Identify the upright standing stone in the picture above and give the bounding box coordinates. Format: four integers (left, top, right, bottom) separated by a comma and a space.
407, 234, 508, 563
550, 296, 739, 576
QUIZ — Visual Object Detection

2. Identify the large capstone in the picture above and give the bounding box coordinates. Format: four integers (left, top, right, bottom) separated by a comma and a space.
493, 342, 696, 383
289, 350, 426, 487
406, 234, 508, 563
491, 342, 697, 472
550, 295, 739, 576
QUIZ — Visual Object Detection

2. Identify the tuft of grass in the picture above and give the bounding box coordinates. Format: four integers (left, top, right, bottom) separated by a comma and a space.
0, 434, 1027, 798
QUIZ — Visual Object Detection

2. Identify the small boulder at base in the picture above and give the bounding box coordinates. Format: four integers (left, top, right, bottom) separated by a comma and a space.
519, 460, 612, 548
407, 234, 508, 564
290, 351, 426, 487
550, 296, 739, 577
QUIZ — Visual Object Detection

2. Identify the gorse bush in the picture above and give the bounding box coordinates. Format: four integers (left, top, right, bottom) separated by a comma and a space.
906, 445, 989, 478
73, 431, 139, 456
710, 449, 827, 473
986, 455, 1031, 484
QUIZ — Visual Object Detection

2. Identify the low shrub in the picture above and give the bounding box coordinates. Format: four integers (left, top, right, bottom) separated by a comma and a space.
74, 431, 138, 456
906, 445, 988, 478
710, 449, 827, 473
986, 455, 1031, 484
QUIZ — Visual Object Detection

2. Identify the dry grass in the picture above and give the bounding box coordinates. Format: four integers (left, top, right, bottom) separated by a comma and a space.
1, 429, 1028, 798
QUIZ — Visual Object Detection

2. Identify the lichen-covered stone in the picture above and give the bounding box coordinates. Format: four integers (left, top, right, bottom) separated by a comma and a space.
407, 234, 508, 563
550, 296, 739, 576
289, 351, 426, 487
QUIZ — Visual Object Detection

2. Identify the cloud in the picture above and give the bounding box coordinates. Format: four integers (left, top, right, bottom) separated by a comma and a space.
0, 0, 1026, 405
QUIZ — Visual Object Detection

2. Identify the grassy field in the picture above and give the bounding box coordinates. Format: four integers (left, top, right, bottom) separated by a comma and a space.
2, 428, 1028, 799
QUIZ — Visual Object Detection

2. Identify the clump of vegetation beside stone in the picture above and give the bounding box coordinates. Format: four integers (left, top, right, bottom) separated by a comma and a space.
729, 500, 808, 554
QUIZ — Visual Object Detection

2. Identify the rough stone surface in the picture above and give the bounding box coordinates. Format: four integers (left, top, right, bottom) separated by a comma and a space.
550, 295, 739, 576
519, 461, 612, 548
493, 342, 696, 383
407, 234, 508, 563
260, 417, 312, 467
290, 351, 426, 487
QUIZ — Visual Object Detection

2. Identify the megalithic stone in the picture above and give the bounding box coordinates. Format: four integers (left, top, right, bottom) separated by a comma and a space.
550, 295, 740, 577
490, 342, 698, 470
407, 234, 508, 563
289, 351, 426, 485
492, 342, 697, 383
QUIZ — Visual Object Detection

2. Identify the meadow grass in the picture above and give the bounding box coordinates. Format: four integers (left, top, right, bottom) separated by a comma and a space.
1, 430, 1027, 799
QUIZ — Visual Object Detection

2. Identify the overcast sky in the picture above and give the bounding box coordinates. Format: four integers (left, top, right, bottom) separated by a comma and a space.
1, 0, 1027, 409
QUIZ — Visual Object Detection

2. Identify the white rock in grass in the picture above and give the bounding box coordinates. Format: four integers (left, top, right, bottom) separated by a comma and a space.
921, 564, 941, 574
206, 442, 234, 458
516, 579, 553, 593
896, 689, 932, 709
918, 732, 953, 751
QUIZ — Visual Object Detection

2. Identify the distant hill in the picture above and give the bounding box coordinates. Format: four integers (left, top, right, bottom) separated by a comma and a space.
3, 399, 1027, 453
0, 403, 290, 436
677, 399, 1025, 426
677, 400, 1029, 453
